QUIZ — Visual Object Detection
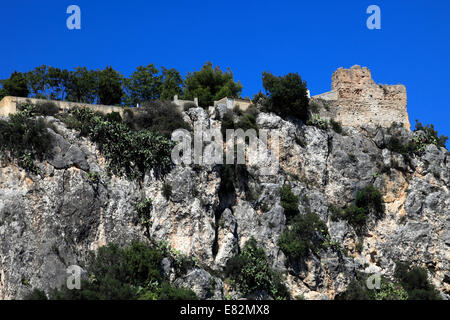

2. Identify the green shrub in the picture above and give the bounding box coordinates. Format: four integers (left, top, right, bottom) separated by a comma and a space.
386, 136, 416, 157
132, 100, 191, 138
105, 111, 122, 123
414, 120, 448, 150
221, 110, 235, 138
236, 105, 259, 132
17, 101, 60, 116
162, 183, 172, 200
135, 198, 153, 229
339, 262, 441, 301
226, 238, 289, 299
394, 262, 441, 300
0, 105, 52, 173
386, 120, 448, 158
306, 114, 328, 130
336, 279, 371, 300
355, 185, 383, 218
337, 275, 408, 301
64, 107, 175, 180
278, 212, 328, 260
49, 241, 197, 300
236, 111, 258, 132
280, 185, 299, 219
330, 119, 343, 134
330, 185, 384, 231
157, 282, 198, 300
372, 281, 408, 300
25, 289, 48, 300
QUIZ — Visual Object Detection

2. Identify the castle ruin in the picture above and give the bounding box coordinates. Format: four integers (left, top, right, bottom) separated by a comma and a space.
312, 65, 410, 130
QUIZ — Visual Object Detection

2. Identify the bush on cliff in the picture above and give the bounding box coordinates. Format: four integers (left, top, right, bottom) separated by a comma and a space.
131, 100, 191, 138
280, 184, 300, 220
63, 107, 175, 180
337, 274, 408, 300
278, 212, 328, 261
394, 262, 441, 300
338, 262, 441, 300
48, 242, 197, 300
225, 238, 289, 300
330, 185, 384, 231
0, 104, 52, 173
414, 120, 448, 150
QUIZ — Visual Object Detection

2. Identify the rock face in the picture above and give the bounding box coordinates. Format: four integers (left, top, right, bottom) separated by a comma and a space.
312, 65, 410, 130
0, 107, 448, 300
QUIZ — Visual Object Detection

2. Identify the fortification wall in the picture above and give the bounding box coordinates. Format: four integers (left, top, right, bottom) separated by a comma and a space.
312, 65, 410, 130
0, 96, 132, 118
0, 96, 18, 117
213, 97, 252, 111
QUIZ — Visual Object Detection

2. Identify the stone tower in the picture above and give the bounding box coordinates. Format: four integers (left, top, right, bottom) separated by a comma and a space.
312, 65, 410, 130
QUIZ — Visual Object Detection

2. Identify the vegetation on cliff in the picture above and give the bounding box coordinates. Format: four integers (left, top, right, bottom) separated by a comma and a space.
337, 262, 440, 300
225, 238, 289, 300
27, 241, 197, 300
0, 104, 53, 173
62, 107, 175, 180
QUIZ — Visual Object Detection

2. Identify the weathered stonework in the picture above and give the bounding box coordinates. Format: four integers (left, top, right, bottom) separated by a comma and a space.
312, 65, 410, 130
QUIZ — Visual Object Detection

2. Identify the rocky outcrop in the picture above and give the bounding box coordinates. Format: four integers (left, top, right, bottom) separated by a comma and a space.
0, 107, 448, 300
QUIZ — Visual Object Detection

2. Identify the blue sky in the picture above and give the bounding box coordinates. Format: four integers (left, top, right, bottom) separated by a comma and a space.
1, 0, 449, 144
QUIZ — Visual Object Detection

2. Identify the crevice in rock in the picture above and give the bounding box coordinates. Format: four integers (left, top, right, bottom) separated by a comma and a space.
323, 134, 333, 187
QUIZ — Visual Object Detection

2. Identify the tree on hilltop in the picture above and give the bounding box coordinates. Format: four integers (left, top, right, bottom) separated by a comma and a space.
262, 72, 309, 122
183, 62, 243, 108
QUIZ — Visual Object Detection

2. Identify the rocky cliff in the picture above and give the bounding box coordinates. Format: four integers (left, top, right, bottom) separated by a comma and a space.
0, 106, 448, 300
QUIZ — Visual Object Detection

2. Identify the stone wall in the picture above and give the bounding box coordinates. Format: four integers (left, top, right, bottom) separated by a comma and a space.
213, 97, 252, 111
312, 65, 410, 130
172, 95, 198, 109
0, 96, 132, 118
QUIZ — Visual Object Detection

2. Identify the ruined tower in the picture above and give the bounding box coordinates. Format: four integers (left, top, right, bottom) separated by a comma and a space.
312, 65, 410, 130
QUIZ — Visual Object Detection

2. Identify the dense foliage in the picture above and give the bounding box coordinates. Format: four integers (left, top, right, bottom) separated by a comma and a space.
0, 104, 53, 173
337, 275, 408, 300
414, 120, 448, 150
135, 198, 153, 233
386, 120, 448, 159
183, 62, 243, 108
394, 262, 441, 300
130, 100, 191, 138
261, 72, 309, 122
98, 66, 124, 105
64, 107, 175, 180
1, 62, 245, 109
31, 242, 197, 300
1, 71, 29, 98
278, 212, 328, 260
338, 262, 440, 300
225, 238, 289, 299
330, 185, 384, 231
124, 64, 163, 106
220, 104, 259, 137
1, 64, 185, 107
280, 184, 300, 220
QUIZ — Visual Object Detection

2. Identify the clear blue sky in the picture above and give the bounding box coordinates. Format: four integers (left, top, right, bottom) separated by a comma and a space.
1, 0, 449, 144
